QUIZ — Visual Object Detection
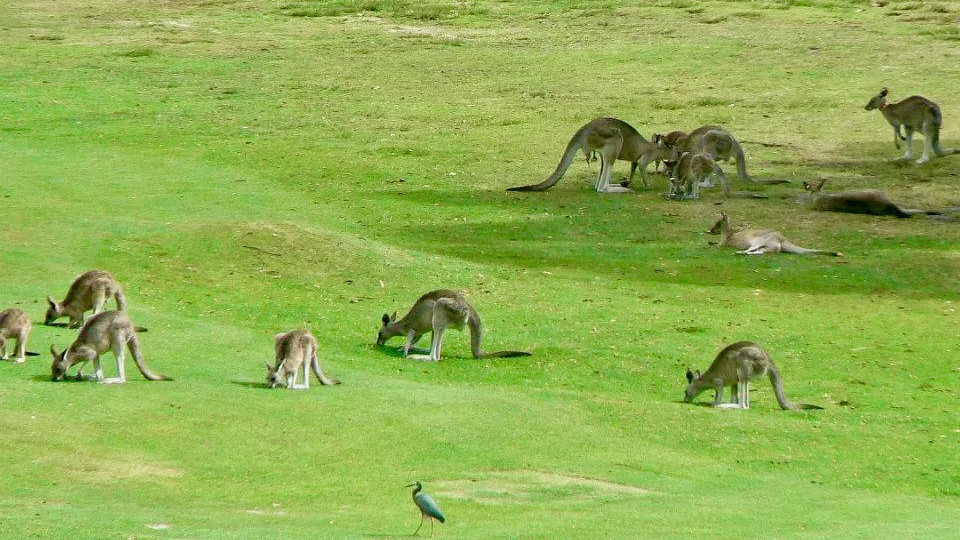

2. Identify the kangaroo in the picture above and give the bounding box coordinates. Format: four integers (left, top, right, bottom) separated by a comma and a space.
50, 310, 171, 383
802, 179, 940, 218
266, 329, 340, 389
669, 125, 789, 189
708, 212, 842, 256
377, 289, 531, 362
46, 270, 126, 328
684, 341, 822, 410
506, 117, 674, 193
0, 308, 34, 363
665, 151, 725, 199
865, 87, 957, 164
656, 131, 688, 172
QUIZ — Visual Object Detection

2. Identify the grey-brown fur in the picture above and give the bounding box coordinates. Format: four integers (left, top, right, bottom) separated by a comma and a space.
708, 212, 841, 256
506, 117, 674, 193
50, 310, 171, 383
683, 341, 822, 410
666, 151, 724, 199
0, 308, 32, 363
46, 270, 126, 328
802, 179, 940, 218
668, 125, 789, 189
266, 329, 340, 389
864, 87, 957, 164
377, 289, 531, 362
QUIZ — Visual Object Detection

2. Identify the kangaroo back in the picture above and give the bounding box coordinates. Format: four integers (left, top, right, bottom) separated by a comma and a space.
507, 125, 589, 191
127, 334, 172, 381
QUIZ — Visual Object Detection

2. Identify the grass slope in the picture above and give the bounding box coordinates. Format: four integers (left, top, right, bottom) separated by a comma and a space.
1, 0, 958, 538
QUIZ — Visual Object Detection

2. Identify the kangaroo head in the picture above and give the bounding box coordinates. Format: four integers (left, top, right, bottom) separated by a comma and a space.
707, 212, 729, 234
266, 360, 286, 388
50, 344, 70, 381
376, 311, 398, 346
683, 369, 704, 403
864, 87, 888, 111
44, 296, 63, 325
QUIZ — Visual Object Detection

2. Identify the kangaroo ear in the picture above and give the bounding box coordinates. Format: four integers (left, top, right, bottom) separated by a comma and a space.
47, 296, 57, 307
50, 344, 60, 357
265, 361, 273, 370
381, 313, 390, 325
391, 311, 397, 321
696, 370, 702, 378
685, 369, 694, 384
879, 87, 888, 97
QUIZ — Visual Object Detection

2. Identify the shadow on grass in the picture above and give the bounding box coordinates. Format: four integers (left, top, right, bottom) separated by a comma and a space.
368, 187, 959, 300
230, 380, 270, 389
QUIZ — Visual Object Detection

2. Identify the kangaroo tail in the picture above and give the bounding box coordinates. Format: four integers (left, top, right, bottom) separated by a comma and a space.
128, 335, 172, 381
310, 347, 340, 386
780, 241, 843, 257
899, 208, 942, 218
467, 314, 530, 359
768, 365, 820, 411
479, 350, 532, 358
507, 126, 587, 191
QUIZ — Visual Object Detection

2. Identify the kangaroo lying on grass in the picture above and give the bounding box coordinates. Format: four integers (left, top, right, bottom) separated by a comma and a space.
50, 310, 171, 383
668, 125, 790, 190
708, 212, 842, 256
377, 289, 531, 362
507, 117, 674, 193
684, 341, 822, 410
802, 179, 941, 218
665, 152, 725, 199
266, 329, 340, 389
865, 87, 957, 164
0, 308, 36, 363
46, 270, 126, 328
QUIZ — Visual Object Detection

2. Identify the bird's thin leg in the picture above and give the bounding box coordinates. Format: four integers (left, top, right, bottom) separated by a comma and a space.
430, 517, 435, 537
413, 514, 424, 536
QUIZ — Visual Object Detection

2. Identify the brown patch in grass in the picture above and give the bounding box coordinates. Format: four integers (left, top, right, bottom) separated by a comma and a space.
431, 470, 649, 504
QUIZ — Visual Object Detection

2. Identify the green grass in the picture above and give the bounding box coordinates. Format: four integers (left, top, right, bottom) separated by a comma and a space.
1, 0, 959, 538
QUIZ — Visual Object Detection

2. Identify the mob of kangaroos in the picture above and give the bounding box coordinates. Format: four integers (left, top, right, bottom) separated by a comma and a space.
46, 270, 126, 328
865, 87, 957, 164
684, 341, 823, 410
266, 329, 340, 389
50, 310, 171, 383
506, 117, 673, 193
377, 289, 531, 362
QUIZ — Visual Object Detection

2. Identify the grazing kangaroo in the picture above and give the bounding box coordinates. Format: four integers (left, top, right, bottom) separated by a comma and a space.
0, 308, 33, 363
46, 270, 126, 328
684, 341, 822, 410
266, 329, 340, 389
666, 152, 725, 199
50, 310, 171, 383
708, 212, 842, 256
802, 179, 940, 218
506, 117, 674, 193
377, 289, 531, 362
865, 87, 957, 164
670, 125, 789, 189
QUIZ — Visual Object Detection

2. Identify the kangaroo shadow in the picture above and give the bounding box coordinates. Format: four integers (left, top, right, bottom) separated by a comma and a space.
229, 380, 271, 389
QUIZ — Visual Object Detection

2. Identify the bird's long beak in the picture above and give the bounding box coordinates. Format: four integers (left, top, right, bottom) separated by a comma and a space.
404, 483, 416, 488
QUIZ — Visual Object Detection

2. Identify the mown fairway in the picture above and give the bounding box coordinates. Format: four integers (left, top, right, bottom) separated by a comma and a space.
1, 0, 958, 538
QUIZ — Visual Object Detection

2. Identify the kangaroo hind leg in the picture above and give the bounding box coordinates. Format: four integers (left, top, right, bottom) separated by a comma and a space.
100, 338, 128, 384
596, 133, 631, 193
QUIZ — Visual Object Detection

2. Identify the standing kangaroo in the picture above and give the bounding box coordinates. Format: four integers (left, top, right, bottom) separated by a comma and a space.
684, 341, 822, 410
0, 308, 33, 363
708, 212, 842, 256
377, 289, 531, 362
802, 179, 940, 218
266, 329, 340, 389
665, 151, 725, 199
46, 270, 126, 328
670, 125, 789, 190
50, 310, 171, 383
506, 117, 673, 193
864, 87, 957, 164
